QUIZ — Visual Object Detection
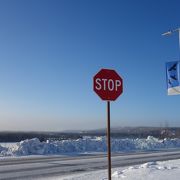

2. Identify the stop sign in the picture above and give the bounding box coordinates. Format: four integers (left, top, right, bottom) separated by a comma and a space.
93, 69, 123, 101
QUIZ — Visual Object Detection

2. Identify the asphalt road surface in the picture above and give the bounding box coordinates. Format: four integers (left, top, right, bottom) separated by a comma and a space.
1, 150, 180, 179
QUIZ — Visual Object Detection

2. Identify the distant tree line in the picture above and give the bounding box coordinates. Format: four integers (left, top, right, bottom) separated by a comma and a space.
81, 127, 180, 139
0, 127, 180, 142
0, 132, 82, 142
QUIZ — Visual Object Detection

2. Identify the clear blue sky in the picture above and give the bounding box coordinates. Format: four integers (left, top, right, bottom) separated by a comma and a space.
0, 0, 180, 131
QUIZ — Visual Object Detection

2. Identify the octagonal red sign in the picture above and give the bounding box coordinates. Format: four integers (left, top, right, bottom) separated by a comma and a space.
93, 69, 123, 101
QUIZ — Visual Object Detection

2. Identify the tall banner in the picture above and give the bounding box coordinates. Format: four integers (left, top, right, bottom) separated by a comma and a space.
166, 61, 180, 95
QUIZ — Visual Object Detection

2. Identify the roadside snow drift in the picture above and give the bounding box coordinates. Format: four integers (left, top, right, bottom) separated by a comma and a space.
1, 136, 180, 156
112, 161, 178, 179
60, 160, 180, 180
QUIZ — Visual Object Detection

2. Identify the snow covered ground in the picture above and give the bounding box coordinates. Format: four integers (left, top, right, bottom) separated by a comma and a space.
1, 137, 180, 179
42, 159, 180, 180
1, 136, 180, 156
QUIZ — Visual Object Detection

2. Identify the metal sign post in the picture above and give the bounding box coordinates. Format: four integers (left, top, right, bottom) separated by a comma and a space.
93, 69, 123, 180
107, 101, 111, 180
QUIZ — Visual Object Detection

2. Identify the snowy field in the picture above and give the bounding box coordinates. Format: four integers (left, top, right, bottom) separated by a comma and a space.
1, 136, 180, 156
41, 159, 180, 180
0, 136, 180, 179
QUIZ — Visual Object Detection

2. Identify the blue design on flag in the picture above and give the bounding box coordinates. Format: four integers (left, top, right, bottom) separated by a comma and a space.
166, 61, 180, 95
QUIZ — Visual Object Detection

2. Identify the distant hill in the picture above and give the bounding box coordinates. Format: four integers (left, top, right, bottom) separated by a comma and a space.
0, 127, 180, 142
75, 126, 180, 139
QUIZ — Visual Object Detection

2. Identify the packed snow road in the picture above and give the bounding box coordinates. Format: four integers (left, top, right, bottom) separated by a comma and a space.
1, 150, 180, 179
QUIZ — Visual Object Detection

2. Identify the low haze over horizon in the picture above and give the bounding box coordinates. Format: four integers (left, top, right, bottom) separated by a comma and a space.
1, 0, 180, 131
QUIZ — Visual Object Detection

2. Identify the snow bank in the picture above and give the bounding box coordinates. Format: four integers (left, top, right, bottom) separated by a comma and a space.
1, 136, 180, 156
111, 161, 179, 180
0, 145, 8, 156
112, 161, 176, 177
